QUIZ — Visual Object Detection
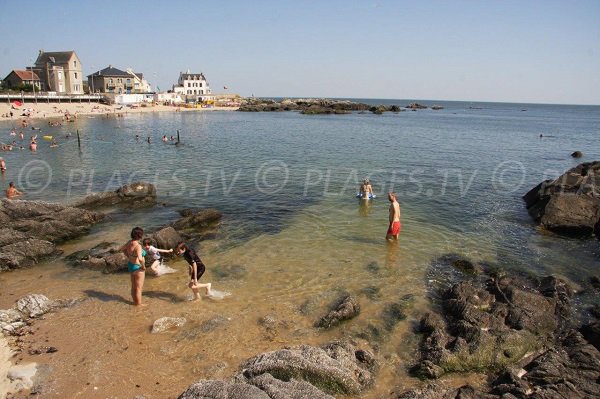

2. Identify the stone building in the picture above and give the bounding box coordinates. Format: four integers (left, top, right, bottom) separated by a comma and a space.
33, 50, 83, 94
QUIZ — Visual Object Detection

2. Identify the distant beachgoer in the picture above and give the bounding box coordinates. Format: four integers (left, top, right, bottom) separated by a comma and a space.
142, 238, 173, 276
386, 192, 401, 241
176, 242, 212, 300
358, 178, 374, 199
170, 135, 175, 141
162, 135, 168, 143
120, 227, 146, 306
50, 139, 58, 148
135, 134, 140, 141
147, 136, 151, 144
29, 141, 37, 152
6, 182, 23, 199
19, 132, 24, 140
0, 157, 6, 172
9, 130, 16, 136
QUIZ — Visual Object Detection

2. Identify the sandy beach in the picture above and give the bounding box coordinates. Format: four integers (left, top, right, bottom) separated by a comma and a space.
0, 102, 238, 125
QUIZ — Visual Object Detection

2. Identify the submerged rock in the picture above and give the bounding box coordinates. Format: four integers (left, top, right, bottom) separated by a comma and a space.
152, 317, 186, 333
315, 296, 360, 329
523, 161, 600, 237
571, 151, 583, 158
172, 208, 222, 231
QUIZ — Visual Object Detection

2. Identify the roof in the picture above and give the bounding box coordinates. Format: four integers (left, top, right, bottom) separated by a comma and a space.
180, 73, 206, 80
88, 66, 132, 78
6, 70, 40, 81
35, 51, 76, 65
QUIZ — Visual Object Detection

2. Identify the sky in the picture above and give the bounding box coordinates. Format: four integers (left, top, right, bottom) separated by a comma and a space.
1, 0, 599, 104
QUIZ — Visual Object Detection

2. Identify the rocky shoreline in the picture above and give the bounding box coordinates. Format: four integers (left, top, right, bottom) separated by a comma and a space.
237, 98, 442, 115
1, 169, 599, 398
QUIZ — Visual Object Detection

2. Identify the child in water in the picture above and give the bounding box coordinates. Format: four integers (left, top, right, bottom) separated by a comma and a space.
175, 242, 212, 300
142, 238, 173, 276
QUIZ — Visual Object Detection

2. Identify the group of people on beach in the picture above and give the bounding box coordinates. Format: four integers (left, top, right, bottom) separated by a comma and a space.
358, 178, 401, 240
121, 227, 212, 306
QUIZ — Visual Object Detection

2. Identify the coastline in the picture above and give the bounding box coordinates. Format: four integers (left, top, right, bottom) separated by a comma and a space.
0, 102, 239, 124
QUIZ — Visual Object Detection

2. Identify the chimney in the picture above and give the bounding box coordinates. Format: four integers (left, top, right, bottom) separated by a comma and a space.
39, 49, 44, 56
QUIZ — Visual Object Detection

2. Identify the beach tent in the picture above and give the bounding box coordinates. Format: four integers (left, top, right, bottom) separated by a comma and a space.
12, 100, 22, 107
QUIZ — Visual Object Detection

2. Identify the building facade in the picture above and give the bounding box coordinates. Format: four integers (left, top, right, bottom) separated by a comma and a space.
2, 70, 42, 90
88, 66, 151, 94
172, 70, 212, 102
33, 50, 83, 94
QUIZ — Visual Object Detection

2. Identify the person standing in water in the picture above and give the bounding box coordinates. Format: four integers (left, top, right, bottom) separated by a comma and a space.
386, 192, 401, 240
121, 227, 146, 306
6, 182, 23, 199
358, 178, 374, 199
176, 242, 212, 300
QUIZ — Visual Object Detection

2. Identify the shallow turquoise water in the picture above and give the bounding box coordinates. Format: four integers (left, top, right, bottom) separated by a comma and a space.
1, 101, 599, 283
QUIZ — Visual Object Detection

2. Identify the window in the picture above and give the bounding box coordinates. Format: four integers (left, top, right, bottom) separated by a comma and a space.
74, 60, 77, 68
187, 82, 191, 87
117, 78, 122, 83
58, 71, 63, 79
126, 78, 131, 84
199, 82, 203, 87
74, 72, 78, 79
109, 78, 113, 84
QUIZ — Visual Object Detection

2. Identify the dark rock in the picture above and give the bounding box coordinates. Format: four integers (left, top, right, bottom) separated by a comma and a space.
150, 226, 182, 250
405, 103, 428, 109
239, 98, 370, 114
66, 242, 127, 273
523, 162, 600, 238
389, 105, 402, 112
414, 274, 573, 378
172, 208, 222, 231
413, 360, 445, 379
381, 302, 407, 331
74, 181, 156, 209
571, 151, 583, 158
366, 261, 380, 275
316, 296, 360, 328
580, 320, 600, 351
431, 105, 444, 110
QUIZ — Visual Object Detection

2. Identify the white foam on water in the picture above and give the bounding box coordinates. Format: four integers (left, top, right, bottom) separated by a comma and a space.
207, 289, 232, 300
155, 262, 177, 276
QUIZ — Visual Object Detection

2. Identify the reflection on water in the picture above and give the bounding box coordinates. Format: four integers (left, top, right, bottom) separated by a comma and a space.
1, 102, 599, 397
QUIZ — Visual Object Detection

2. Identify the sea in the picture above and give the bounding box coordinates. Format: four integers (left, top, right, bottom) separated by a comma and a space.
0, 99, 598, 397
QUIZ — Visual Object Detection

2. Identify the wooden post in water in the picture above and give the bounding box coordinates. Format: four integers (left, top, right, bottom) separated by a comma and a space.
177, 129, 180, 144
77, 130, 81, 149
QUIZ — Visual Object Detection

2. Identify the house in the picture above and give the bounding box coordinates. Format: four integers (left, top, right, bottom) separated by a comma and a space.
2, 70, 42, 90
33, 50, 83, 94
172, 70, 212, 102
88, 66, 152, 94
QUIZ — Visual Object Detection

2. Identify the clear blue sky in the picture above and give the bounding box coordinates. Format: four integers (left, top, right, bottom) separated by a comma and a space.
1, 0, 598, 104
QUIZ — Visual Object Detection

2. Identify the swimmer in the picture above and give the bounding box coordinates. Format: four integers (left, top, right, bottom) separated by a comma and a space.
358, 178, 374, 199
0, 157, 6, 172
6, 182, 23, 199
50, 140, 58, 148
162, 135, 168, 143
29, 141, 37, 152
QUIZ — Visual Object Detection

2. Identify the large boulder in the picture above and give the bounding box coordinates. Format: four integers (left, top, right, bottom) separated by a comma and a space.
0, 199, 103, 272
1, 294, 58, 336
413, 273, 572, 378
150, 226, 183, 250
523, 161, 600, 238
74, 182, 156, 209
178, 379, 270, 399
240, 341, 374, 395
66, 242, 127, 273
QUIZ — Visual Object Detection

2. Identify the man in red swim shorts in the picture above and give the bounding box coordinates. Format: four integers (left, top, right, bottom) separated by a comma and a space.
386, 192, 401, 240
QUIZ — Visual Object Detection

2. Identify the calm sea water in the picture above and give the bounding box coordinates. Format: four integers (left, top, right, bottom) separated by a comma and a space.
1, 100, 599, 397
